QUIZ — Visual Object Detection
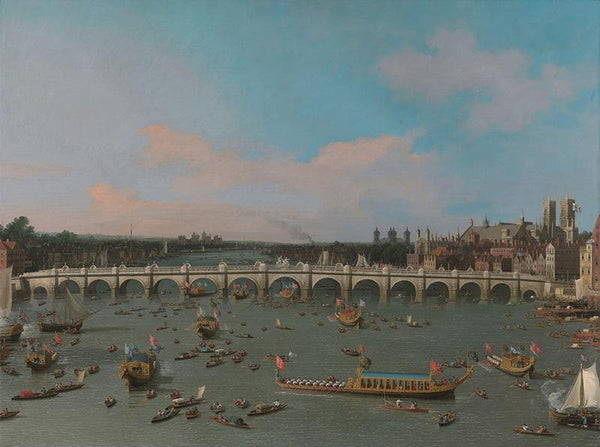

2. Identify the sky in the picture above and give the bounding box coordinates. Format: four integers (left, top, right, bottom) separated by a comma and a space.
0, 0, 598, 242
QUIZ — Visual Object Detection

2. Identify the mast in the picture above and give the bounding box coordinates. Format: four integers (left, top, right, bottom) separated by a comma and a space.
579, 362, 584, 415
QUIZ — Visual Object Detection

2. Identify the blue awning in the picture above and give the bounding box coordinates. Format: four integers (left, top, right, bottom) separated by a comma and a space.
361, 372, 430, 380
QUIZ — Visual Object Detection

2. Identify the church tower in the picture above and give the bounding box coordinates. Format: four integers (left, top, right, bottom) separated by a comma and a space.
403, 227, 410, 245
373, 227, 380, 244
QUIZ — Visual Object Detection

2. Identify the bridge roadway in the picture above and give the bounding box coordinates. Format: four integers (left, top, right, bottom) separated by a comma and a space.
17, 261, 555, 305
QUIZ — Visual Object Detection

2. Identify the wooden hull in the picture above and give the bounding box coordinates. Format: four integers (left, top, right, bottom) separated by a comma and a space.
39, 321, 82, 333
233, 290, 249, 299
247, 405, 286, 416
119, 357, 156, 388
513, 429, 555, 437
196, 318, 218, 338
151, 408, 179, 423
276, 381, 456, 398
378, 404, 429, 413
49, 383, 84, 393
0, 411, 19, 420
187, 288, 211, 297
439, 415, 456, 426
0, 324, 23, 341
25, 351, 58, 371
12, 391, 59, 400
210, 416, 251, 429
549, 407, 600, 426
335, 312, 363, 327
486, 354, 535, 377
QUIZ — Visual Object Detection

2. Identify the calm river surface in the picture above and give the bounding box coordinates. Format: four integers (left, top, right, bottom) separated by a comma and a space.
1, 250, 597, 446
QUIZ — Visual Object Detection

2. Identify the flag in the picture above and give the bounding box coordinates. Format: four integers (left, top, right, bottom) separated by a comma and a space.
196, 306, 205, 318
429, 359, 443, 377
293, 283, 298, 289
245, 282, 250, 288
336, 299, 343, 306
149, 335, 159, 346
19, 311, 28, 324
43, 343, 51, 353
359, 343, 365, 354
234, 283, 239, 289
581, 354, 588, 362
572, 203, 581, 213
530, 341, 542, 356
54, 332, 63, 346
359, 299, 365, 308
185, 281, 191, 289
485, 343, 492, 354
275, 355, 286, 371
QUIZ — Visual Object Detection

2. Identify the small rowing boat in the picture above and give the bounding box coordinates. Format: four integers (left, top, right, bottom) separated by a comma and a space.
151, 406, 179, 423
378, 403, 429, 413
210, 415, 251, 429
513, 428, 556, 437
12, 389, 58, 400
475, 389, 488, 399
247, 402, 286, 416
0, 410, 19, 420
438, 412, 456, 426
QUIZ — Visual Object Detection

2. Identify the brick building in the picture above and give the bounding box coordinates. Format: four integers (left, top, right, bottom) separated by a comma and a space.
0, 240, 26, 276
592, 215, 600, 291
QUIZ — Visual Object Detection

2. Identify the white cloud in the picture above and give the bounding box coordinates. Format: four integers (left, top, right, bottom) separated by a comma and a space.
377, 28, 589, 133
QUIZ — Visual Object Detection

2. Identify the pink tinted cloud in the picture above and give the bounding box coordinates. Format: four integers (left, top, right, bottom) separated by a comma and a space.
0, 160, 72, 179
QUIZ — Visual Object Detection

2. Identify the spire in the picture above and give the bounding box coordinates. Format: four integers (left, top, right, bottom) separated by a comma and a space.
483, 213, 489, 228
520, 209, 525, 224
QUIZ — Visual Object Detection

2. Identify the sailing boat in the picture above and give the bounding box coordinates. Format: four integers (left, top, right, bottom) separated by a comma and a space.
38, 288, 93, 333
0, 266, 23, 342
118, 343, 157, 389
172, 385, 206, 408
275, 319, 291, 330
549, 361, 600, 429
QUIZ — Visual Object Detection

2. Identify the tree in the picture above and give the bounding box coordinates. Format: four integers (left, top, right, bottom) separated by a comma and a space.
1, 216, 35, 242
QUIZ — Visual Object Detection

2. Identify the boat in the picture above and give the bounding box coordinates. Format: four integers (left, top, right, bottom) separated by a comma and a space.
341, 347, 360, 357
118, 344, 157, 389
12, 389, 59, 400
196, 315, 218, 339
475, 389, 488, 399
146, 389, 157, 399
335, 306, 363, 327
513, 427, 556, 437
248, 362, 260, 371
49, 383, 84, 393
486, 352, 535, 377
0, 266, 24, 342
210, 402, 225, 413
87, 364, 100, 374
406, 316, 421, 328
236, 333, 254, 338
108, 344, 118, 353
151, 406, 179, 423
275, 319, 291, 330
378, 401, 429, 413
264, 354, 288, 362
25, 345, 58, 371
247, 402, 286, 416
104, 396, 117, 407
185, 284, 212, 297
0, 410, 19, 420
38, 288, 93, 333
233, 289, 249, 300
235, 398, 249, 409
438, 412, 456, 426
210, 415, 251, 429
2, 367, 20, 376
277, 363, 475, 398
70, 338, 80, 346
174, 352, 198, 361
549, 361, 600, 429
562, 343, 583, 350
279, 288, 295, 300
232, 354, 243, 363
185, 407, 200, 419
206, 357, 224, 368
172, 386, 205, 408
53, 368, 65, 378
515, 379, 532, 390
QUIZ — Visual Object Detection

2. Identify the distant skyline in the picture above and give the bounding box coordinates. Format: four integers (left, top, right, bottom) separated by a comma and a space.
1, 1, 598, 242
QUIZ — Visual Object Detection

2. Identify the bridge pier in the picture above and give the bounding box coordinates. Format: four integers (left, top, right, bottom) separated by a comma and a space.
415, 288, 423, 303
448, 288, 457, 302
379, 288, 388, 305
341, 288, 350, 303
301, 286, 310, 300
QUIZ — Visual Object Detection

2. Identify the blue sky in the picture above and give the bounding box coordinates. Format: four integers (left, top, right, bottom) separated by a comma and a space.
0, 1, 598, 241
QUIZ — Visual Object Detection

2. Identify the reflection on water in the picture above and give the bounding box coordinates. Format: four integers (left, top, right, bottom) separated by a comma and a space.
2, 251, 597, 446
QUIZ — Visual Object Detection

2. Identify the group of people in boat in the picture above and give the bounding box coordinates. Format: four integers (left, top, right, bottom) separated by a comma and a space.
521, 423, 549, 434
281, 377, 347, 388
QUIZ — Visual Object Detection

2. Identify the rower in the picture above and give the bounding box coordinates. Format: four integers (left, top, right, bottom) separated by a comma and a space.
396, 398, 402, 407
2, 408, 8, 416
410, 401, 417, 409
522, 423, 529, 432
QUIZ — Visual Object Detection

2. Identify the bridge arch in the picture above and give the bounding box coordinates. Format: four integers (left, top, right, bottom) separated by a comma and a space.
228, 277, 258, 292
424, 281, 449, 305
522, 289, 537, 302
153, 278, 181, 299
32, 285, 50, 300
189, 277, 218, 293
119, 279, 145, 296
351, 279, 380, 304
490, 283, 511, 304
390, 280, 417, 303
312, 278, 342, 302
458, 282, 481, 303
87, 279, 112, 296
268, 276, 300, 299
57, 279, 82, 296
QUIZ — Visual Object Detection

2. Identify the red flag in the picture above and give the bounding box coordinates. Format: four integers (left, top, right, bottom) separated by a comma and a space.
293, 283, 298, 289
234, 283, 239, 289
530, 341, 542, 356
54, 332, 63, 346
185, 281, 191, 289
485, 343, 493, 354
359, 344, 365, 354
429, 359, 443, 377
149, 335, 159, 346
245, 282, 250, 288
275, 355, 286, 371
43, 343, 51, 353
336, 299, 343, 306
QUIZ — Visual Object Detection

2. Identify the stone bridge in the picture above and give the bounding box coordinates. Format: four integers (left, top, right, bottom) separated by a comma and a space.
17, 262, 555, 305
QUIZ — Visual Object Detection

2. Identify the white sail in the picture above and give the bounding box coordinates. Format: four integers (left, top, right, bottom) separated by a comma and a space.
575, 278, 584, 300
0, 266, 13, 319
76, 369, 86, 383
196, 385, 205, 400
276, 319, 281, 328
559, 362, 600, 411
60, 289, 93, 323
407, 315, 412, 324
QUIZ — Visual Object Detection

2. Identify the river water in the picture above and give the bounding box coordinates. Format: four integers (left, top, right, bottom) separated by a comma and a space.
1, 250, 597, 446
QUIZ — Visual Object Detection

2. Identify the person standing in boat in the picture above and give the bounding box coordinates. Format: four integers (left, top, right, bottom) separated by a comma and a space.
396, 398, 402, 407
